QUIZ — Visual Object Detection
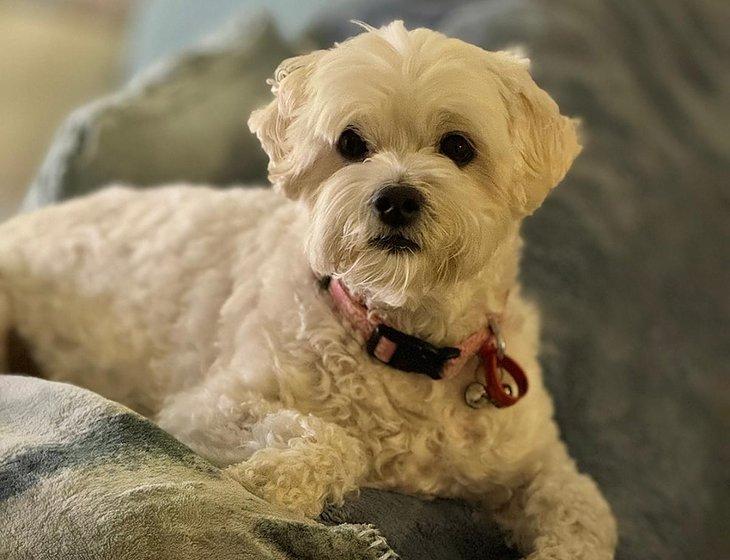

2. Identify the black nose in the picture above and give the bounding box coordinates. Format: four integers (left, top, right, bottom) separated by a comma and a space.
372, 185, 424, 228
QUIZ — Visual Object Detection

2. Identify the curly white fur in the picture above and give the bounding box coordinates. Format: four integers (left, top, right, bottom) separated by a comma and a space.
0, 22, 616, 559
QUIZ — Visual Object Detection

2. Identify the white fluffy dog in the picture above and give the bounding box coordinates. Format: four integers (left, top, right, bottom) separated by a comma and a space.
0, 22, 616, 559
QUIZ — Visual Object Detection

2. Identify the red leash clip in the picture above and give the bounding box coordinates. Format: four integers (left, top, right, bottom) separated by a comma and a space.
466, 320, 529, 409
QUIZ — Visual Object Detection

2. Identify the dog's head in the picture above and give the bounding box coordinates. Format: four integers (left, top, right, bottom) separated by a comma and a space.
250, 21, 580, 306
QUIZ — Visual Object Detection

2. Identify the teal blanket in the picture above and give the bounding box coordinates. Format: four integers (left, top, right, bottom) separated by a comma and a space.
0, 375, 397, 560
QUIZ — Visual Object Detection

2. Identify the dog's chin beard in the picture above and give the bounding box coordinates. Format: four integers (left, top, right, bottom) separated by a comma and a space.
368, 234, 421, 255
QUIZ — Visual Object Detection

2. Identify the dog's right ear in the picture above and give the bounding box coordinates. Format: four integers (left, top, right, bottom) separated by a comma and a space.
490, 51, 581, 215
248, 51, 325, 198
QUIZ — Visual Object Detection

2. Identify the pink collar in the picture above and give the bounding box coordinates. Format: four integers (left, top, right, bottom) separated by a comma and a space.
326, 277, 528, 408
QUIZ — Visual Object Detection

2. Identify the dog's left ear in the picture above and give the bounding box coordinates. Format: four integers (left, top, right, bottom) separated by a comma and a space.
496, 52, 582, 214
248, 50, 325, 198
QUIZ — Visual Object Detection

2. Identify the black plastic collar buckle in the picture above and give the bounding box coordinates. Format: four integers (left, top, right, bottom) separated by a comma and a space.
366, 324, 461, 380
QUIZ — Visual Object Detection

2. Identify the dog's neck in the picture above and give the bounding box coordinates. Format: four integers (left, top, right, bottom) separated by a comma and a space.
344, 232, 522, 346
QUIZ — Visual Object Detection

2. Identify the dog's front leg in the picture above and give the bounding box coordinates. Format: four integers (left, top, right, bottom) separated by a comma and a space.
494, 442, 617, 560
158, 381, 369, 518
225, 411, 369, 518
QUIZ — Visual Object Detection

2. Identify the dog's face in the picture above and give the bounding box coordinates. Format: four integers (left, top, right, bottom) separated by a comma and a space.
250, 22, 580, 306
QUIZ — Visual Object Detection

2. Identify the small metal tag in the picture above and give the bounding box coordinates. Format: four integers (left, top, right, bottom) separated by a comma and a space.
464, 382, 491, 409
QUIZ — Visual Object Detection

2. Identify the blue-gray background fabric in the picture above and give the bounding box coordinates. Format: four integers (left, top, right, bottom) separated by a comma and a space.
21, 1, 729, 559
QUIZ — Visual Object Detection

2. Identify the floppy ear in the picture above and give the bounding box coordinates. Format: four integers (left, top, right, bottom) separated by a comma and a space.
496, 54, 581, 214
248, 50, 325, 198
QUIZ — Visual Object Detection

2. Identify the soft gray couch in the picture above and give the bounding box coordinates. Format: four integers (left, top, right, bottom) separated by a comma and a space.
20, 1, 729, 559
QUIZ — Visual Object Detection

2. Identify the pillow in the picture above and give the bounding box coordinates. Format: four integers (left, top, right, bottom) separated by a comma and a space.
24, 15, 292, 211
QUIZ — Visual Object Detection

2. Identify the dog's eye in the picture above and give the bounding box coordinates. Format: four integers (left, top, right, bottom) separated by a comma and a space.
439, 133, 475, 166
337, 128, 369, 161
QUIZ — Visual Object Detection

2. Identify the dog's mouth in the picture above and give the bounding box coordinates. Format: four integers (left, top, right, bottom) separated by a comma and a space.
368, 234, 421, 254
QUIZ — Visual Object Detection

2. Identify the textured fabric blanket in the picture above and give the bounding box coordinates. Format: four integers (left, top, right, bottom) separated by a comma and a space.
0, 375, 397, 560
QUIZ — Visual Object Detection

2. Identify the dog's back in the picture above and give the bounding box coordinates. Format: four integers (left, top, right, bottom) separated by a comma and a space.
0, 184, 288, 413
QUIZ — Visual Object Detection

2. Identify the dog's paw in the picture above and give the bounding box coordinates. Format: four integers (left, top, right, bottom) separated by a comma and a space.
224, 450, 330, 518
